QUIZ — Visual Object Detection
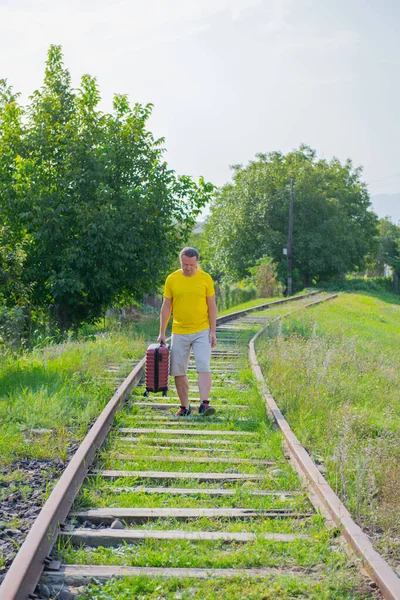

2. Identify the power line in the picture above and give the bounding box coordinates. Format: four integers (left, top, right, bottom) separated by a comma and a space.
368, 172, 400, 184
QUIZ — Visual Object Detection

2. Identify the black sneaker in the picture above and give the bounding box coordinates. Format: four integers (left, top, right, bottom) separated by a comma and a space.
176, 405, 191, 417
199, 401, 216, 416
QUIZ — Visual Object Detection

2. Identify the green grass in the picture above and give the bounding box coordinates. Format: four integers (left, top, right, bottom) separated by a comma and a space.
74, 485, 310, 511
78, 573, 373, 600
0, 315, 159, 465
69, 514, 326, 535
57, 535, 345, 570
256, 290, 400, 565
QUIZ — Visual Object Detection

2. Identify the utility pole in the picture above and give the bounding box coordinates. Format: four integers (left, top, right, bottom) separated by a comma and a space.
287, 178, 294, 295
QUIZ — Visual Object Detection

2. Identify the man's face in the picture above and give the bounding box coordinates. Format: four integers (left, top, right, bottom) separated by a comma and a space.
180, 255, 198, 277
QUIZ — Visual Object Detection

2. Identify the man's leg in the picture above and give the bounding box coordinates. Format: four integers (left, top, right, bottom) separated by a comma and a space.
192, 329, 215, 415
170, 333, 192, 415
198, 372, 212, 402
175, 375, 190, 408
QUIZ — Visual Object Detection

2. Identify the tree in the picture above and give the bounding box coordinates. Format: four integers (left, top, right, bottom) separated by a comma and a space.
0, 46, 213, 329
248, 255, 283, 298
378, 218, 400, 292
202, 146, 378, 285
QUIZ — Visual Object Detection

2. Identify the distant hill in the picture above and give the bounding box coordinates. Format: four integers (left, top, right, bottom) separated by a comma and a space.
370, 193, 400, 223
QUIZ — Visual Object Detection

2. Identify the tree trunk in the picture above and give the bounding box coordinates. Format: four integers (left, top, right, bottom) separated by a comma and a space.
56, 304, 71, 331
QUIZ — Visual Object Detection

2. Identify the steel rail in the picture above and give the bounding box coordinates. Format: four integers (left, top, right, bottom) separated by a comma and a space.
249, 296, 400, 600
0, 289, 327, 600
216, 289, 320, 325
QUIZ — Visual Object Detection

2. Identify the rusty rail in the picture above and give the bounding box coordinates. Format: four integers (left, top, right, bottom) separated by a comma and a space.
249, 296, 400, 600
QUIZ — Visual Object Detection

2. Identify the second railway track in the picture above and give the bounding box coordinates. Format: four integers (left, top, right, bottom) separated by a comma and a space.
1, 291, 400, 599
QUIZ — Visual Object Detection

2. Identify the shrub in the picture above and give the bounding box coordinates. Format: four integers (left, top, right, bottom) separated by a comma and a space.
215, 282, 258, 311
319, 276, 393, 294
248, 256, 284, 297
0, 306, 26, 348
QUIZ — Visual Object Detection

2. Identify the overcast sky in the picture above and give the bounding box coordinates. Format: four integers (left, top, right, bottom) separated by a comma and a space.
1, 0, 399, 208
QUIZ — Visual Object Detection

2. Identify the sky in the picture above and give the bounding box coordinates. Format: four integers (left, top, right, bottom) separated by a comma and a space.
1, 0, 399, 217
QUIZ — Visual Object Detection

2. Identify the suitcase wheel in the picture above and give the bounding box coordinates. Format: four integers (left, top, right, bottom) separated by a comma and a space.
162, 390, 168, 397
143, 390, 149, 397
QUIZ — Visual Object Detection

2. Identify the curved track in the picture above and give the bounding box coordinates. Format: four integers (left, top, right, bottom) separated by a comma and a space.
1, 292, 399, 600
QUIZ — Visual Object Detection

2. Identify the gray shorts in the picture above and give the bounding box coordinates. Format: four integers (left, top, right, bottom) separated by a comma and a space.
170, 329, 211, 376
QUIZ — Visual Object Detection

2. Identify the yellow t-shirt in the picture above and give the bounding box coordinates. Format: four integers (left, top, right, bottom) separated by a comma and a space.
164, 269, 215, 334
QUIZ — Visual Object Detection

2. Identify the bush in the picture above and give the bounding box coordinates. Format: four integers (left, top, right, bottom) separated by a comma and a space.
215, 282, 257, 311
0, 306, 26, 348
215, 256, 283, 311
319, 276, 393, 294
249, 256, 284, 297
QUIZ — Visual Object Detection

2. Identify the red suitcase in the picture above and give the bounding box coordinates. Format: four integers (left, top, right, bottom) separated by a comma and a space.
144, 342, 170, 397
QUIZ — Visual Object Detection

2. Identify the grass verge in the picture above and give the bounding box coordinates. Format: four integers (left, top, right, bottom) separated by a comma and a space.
256, 290, 400, 567
0, 315, 159, 465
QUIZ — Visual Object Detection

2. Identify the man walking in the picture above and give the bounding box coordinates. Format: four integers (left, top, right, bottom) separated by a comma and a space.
158, 247, 217, 416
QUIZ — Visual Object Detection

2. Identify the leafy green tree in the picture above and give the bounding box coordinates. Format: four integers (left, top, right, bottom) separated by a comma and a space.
202, 146, 378, 286
378, 218, 400, 292
0, 79, 26, 249
0, 225, 30, 306
0, 46, 213, 329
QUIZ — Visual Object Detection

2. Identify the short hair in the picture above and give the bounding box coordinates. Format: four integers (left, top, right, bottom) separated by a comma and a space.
179, 247, 199, 260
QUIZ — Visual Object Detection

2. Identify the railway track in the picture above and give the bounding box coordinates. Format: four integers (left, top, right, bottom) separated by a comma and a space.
1, 291, 400, 599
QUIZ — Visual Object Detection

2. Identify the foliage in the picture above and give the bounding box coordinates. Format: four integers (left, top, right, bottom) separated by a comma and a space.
80, 575, 371, 600
0, 46, 213, 330
202, 145, 378, 285
0, 311, 159, 464
375, 218, 400, 292
214, 256, 282, 310
378, 218, 400, 272
318, 276, 393, 294
0, 305, 26, 347
215, 281, 257, 311
0, 225, 31, 347
248, 255, 283, 297
0, 225, 31, 306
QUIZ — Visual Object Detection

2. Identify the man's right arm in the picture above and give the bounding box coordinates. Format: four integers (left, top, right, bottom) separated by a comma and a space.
157, 297, 172, 344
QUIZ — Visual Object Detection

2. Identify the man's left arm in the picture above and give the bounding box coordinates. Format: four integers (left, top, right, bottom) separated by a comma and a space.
207, 295, 217, 347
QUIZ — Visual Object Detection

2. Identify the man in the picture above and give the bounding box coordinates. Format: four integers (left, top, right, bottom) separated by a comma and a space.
158, 247, 217, 417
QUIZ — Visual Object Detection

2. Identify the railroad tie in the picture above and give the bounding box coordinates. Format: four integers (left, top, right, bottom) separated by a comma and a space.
60, 529, 310, 547
70, 507, 313, 524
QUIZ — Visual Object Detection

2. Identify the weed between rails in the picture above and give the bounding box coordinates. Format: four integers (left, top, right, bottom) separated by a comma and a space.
57, 536, 347, 570
78, 574, 374, 600
73, 487, 310, 511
